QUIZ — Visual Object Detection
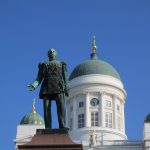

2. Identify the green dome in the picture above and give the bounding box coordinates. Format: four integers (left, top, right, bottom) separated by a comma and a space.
20, 111, 44, 125
69, 54, 121, 80
145, 113, 150, 123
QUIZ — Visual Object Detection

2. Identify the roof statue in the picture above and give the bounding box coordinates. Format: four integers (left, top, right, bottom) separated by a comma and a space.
89, 130, 98, 147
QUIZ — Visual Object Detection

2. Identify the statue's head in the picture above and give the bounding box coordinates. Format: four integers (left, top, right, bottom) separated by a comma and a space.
48, 48, 57, 60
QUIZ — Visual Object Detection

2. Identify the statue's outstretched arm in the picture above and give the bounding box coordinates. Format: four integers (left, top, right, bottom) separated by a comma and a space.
27, 63, 44, 91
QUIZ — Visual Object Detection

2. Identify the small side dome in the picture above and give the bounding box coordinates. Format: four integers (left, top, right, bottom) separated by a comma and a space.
20, 112, 44, 125
145, 113, 150, 123
20, 99, 44, 125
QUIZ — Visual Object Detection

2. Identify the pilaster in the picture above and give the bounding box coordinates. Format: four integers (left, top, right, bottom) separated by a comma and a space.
85, 92, 90, 127
100, 92, 105, 127
113, 95, 117, 129
73, 96, 77, 131
121, 101, 125, 133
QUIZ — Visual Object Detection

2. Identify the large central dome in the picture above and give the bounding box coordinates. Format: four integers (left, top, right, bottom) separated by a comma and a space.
69, 37, 121, 81
69, 58, 120, 80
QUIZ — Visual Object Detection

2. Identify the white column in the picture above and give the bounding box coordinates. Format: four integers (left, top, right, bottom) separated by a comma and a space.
85, 92, 90, 127
73, 96, 77, 130
113, 95, 117, 129
121, 101, 125, 133
100, 92, 105, 127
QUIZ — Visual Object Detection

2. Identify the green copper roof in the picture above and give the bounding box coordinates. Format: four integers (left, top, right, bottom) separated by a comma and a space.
69, 53, 121, 80
20, 111, 44, 125
145, 113, 150, 123
20, 100, 44, 125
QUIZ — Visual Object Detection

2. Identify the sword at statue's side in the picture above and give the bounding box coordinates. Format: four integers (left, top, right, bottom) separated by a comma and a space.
61, 61, 69, 128
62, 92, 67, 127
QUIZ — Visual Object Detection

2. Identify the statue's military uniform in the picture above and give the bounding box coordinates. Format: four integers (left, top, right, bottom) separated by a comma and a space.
37, 60, 67, 98
36, 60, 68, 128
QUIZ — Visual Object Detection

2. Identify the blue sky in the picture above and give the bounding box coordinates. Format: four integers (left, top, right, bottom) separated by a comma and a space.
0, 0, 150, 149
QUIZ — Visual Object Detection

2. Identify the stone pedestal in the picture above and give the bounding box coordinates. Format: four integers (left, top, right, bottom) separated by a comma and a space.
18, 128, 83, 150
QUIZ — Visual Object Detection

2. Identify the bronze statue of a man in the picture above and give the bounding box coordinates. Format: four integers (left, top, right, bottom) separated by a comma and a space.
27, 49, 69, 128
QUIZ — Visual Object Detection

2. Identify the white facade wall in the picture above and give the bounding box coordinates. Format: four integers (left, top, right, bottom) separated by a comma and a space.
143, 123, 150, 150
14, 125, 45, 149
143, 123, 150, 140
67, 74, 127, 145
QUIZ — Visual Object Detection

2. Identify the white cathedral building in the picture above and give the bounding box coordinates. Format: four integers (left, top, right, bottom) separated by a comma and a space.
14, 37, 150, 150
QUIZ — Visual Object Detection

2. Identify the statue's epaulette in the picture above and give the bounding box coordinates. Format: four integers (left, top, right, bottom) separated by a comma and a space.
38, 62, 46, 68
42, 61, 49, 65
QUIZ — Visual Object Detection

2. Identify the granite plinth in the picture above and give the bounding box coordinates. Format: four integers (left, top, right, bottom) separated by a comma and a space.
36, 128, 69, 134
18, 128, 83, 150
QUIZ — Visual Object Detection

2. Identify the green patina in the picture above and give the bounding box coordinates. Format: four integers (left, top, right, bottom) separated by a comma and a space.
69, 53, 121, 81
20, 111, 44, 125
27, 49, 69, 128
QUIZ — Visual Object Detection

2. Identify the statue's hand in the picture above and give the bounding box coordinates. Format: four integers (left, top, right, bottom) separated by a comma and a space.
27, 81, 39, 91
27, 84, 35, 91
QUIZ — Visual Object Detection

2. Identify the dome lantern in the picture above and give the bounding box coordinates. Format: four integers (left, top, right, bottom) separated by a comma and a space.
90, 36, 98, 60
